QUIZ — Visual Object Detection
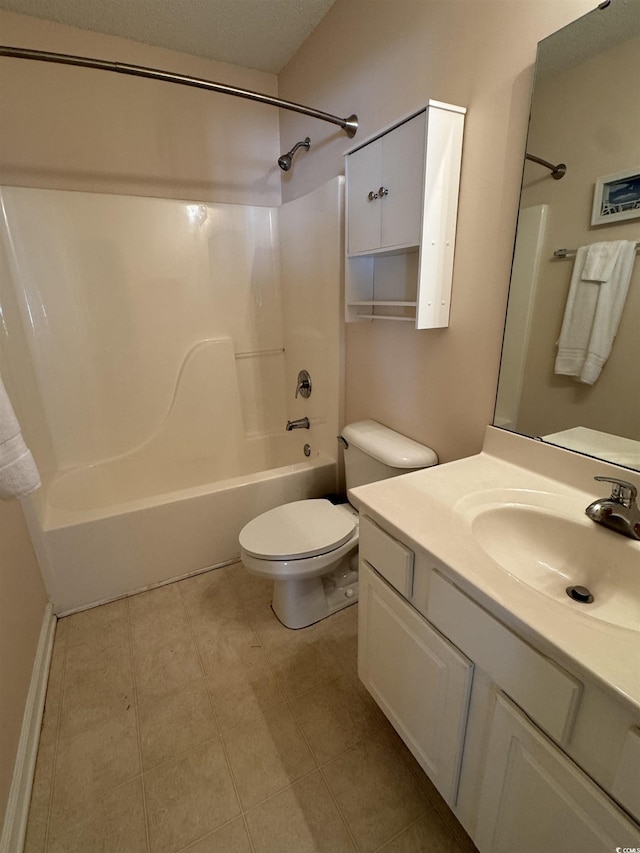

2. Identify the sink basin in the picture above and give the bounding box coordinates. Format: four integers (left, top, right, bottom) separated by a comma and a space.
457, 492, 640, 632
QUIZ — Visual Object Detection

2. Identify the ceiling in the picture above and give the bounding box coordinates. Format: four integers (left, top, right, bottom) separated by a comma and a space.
0, 0, 337, 73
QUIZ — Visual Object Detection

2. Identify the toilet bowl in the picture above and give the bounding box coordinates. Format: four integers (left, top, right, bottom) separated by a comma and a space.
240, 500, 359, 629
239, 420, 437, 629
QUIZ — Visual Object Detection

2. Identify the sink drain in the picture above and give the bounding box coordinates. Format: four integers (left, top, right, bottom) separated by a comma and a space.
566, 585, 594, 604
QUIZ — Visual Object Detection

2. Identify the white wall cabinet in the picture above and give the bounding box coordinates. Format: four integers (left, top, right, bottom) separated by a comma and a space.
357, 512, 640, 852
345, 101, 465, 328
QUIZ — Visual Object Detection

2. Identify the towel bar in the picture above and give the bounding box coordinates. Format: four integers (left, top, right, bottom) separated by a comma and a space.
554, 242, 640, 259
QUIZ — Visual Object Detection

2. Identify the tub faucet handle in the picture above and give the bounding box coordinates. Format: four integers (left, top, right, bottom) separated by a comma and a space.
295, 370, 312, 399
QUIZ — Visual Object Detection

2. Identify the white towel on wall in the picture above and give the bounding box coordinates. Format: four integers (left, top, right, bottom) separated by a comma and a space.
0, 376, 41, 500
555, 240, 636, 385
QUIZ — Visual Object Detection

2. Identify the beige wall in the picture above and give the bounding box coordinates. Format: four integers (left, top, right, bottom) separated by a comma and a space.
278, 0, 595, 461
517, 34, 640, 440
0, 10, 281, 205
0, 500, 47, 828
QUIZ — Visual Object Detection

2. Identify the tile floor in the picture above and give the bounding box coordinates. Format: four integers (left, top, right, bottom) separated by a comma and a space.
25, 561, 479, 853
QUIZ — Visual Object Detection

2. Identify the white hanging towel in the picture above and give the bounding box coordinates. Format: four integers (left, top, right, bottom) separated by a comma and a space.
554, 240, 636, 385
0, 376, 41, 500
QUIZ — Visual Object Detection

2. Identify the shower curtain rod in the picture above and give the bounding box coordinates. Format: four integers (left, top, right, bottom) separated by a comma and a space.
525, 152, 566, 180
0, 45, 359, 137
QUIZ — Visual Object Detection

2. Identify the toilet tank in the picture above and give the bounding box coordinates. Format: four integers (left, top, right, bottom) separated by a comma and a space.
341, 420, 438, 506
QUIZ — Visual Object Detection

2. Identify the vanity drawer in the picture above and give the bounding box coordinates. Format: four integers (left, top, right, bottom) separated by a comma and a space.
427, 571, 582, 744
360, 515, 414, 597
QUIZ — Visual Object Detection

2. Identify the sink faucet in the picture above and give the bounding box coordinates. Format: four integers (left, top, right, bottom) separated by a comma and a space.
286, 417, 310, 431
585, 476, 640, 540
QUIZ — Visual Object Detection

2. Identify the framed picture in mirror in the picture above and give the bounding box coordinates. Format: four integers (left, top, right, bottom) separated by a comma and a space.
591, 167, 640, 225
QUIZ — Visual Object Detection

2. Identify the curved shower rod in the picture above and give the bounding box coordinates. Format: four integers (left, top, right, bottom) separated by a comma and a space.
0, 45, 359, 138
525, 152, 566, 180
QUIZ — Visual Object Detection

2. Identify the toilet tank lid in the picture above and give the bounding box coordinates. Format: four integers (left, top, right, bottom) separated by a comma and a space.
341, 420, 438, 469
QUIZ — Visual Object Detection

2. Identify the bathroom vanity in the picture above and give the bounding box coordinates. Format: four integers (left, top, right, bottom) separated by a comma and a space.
353, 428, 640, 852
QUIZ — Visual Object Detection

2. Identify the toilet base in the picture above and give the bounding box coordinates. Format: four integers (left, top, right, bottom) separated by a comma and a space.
271, 554, 358, 629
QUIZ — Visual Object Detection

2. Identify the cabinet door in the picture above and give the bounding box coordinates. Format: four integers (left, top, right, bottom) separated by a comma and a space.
476, 693, 640, 853
346, 137, 383, 255
379, 113, 425, 250
358, 562, 473, 804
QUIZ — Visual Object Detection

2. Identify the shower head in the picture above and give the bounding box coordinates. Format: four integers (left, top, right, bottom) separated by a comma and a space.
278, 137, 311, 171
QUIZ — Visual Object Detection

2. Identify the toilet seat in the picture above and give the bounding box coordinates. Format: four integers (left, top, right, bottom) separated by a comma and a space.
239, 499, 356, 560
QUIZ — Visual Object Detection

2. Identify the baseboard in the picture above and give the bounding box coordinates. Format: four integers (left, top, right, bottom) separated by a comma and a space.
0, 603, 56, 853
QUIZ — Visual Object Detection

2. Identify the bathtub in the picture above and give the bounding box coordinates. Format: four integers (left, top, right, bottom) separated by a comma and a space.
30, 445, 336, 615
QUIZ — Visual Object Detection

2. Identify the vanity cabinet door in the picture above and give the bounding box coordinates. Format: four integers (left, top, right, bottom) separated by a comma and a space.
476, 692, 640, 853
358, 561, 473, 805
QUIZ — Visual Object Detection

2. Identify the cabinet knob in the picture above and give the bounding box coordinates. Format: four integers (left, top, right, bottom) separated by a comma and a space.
378, 186, 389, 197
367, 190, 378, 201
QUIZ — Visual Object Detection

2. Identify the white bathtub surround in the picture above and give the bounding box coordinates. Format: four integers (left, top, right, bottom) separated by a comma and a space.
0, 180, 343, 612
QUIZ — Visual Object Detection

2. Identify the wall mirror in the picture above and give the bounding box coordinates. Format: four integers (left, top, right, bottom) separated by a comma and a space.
494, 0, 640, 471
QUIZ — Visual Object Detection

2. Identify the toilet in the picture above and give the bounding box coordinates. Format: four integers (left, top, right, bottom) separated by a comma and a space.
239, 420, 437, 629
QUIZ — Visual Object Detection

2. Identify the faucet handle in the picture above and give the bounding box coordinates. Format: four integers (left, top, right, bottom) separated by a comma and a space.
594, 476, 638, 507
295, 369, 312, 399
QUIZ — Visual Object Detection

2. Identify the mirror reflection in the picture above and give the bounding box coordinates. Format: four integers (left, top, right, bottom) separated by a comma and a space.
495, 0, 640, 471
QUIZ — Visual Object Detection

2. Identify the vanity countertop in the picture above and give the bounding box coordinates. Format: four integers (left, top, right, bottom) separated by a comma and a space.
351, 427, 640, 714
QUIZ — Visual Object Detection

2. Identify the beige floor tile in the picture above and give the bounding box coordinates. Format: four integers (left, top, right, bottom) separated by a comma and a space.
132, 632, 204, 700
128, 580, 183, 618
205, 649, 286, 733
47, 777, 147, 853
245, 771, 356, 853
290, 673, 381, 764
181, 816, 253, 852
322, 732, 432, 853
223, 704, 316, 809
350, 672, 386, 719
385, 742, 478, 852
129, 603, 193, 655
60, 635, 134, 737
178, 568, 243, 621
229, 563, 274, 603
144, 738, 240, 853
23, 742, 54, 853
64, 599, 128, 653
265, 634, 343, 700
438, 809, 480, 853
378, 811, 463, 852
138, 679, 219, 770
191, 613, 263, 675
380, 720, 455, 813
243, 599, 309, 651
312, 604, 359, 679
52, 707, 140, 814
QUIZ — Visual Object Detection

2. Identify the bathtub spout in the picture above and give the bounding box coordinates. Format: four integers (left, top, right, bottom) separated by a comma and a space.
286, 417, 310, 431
